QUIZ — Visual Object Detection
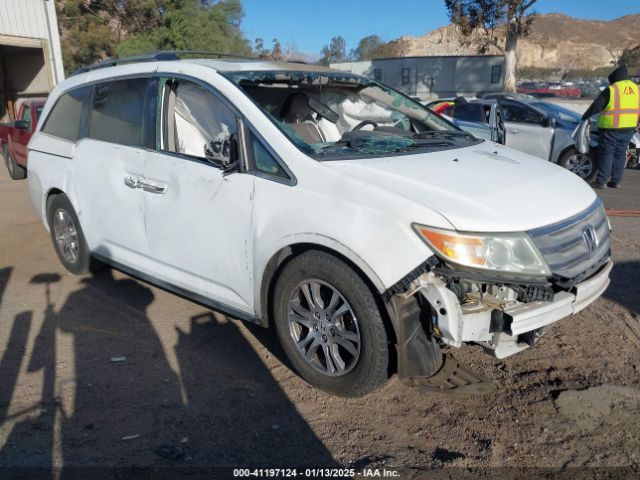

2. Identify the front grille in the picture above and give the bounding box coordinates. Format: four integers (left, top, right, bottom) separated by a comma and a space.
528, 199, 610, 281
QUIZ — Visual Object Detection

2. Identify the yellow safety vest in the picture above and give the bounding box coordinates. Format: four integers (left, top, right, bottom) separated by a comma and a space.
598, 79, 640, 129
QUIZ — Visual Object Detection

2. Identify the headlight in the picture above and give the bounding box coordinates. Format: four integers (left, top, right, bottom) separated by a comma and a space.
413, 225, 551, 276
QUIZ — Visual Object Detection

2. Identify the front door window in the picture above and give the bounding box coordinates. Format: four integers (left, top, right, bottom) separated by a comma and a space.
163, 80, 237, 162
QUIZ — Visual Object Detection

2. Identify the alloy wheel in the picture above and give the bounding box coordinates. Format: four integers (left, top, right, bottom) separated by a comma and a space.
565, 153, 593, 179
287, 279, 361, 376
52, 208, 80, 263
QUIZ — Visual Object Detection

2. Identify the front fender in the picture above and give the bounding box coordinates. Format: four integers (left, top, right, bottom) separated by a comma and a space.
250, 184, 449, 322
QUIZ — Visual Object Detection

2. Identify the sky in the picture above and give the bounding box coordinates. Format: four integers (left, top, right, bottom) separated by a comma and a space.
240, 0, 640, 56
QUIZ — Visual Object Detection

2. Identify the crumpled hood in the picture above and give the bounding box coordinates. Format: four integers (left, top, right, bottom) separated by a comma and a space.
325, 143, 598, 232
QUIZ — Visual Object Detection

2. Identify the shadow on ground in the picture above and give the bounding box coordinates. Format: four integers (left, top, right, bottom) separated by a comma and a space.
0, 267, 340, 479
604, 260, 640, 316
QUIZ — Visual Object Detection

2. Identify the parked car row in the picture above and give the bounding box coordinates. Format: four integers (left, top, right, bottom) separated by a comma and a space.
23, 54, 612, 396
517, 80, 608, 99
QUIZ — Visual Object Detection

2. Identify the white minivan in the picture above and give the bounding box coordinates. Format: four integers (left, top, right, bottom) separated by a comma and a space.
27, 54, 612, 396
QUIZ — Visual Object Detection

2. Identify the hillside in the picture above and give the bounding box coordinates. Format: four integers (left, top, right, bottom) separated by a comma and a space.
394, 13, 640, 71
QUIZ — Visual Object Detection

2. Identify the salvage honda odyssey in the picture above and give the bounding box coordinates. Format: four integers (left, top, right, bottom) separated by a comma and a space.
27, 54, 612, 396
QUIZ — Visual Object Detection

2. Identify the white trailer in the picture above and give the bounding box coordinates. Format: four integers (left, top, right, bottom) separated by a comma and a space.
0, 0, 64, 122
332, 55, 505, 100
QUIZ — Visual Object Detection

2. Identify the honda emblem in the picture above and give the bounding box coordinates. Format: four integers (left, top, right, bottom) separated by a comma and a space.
582, 225, 599, 255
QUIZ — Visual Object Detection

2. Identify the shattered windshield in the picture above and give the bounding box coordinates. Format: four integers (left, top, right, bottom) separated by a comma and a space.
224, 70, 482, 159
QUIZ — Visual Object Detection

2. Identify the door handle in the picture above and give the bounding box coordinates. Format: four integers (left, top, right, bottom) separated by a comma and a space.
138, 181, 167, 194
124, 176, 167, 194
508, 129, 520, 135
124, 176, 139, 189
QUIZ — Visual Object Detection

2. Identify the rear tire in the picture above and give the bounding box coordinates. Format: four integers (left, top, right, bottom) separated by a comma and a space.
46, 194, 102, 275
558, 148, 596, 181
273, 250, 389, 397
5, 147, 26, 180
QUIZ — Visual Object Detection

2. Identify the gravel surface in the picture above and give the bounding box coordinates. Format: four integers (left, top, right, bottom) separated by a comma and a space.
0, 162, 638, 479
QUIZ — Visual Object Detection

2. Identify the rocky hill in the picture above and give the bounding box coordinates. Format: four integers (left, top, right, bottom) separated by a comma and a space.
395, 13, 640, 71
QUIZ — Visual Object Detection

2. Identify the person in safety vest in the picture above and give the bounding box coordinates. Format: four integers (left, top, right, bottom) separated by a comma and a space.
582, 64, 640, 188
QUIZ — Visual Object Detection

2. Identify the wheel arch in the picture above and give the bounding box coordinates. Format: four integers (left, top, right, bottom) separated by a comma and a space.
557, 144, 579, 164
259, 242, 385, 320
43, 187, 66, 229
258, 241, 399, 373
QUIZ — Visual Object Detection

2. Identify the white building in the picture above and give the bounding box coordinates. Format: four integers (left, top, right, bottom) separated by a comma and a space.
0, 0, 64, 121
331, 55, 505, 100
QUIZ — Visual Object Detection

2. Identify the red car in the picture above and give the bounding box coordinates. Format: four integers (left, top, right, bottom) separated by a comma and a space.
0, 98, 46, 179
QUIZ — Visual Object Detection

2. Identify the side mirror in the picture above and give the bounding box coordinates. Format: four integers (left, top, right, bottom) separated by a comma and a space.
14, 120, 29, 131
541, 116, 556, 128
204, 132, 240, 174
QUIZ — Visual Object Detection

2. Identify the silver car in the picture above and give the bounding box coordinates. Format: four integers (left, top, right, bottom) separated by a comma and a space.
479, 96, 640, 180
478, 97, 593, 175
428, 95, 640, 179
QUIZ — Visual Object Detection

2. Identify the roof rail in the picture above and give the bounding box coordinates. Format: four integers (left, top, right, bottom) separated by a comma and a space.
71, 50, 255, 76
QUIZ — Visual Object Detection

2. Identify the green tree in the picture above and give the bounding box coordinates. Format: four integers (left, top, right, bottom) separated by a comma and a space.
270, 39, 283, 61
319, 36, 347, 65
350, 35, 400, 60
444, 0, 537, 92
252, 37, 285, 61
254, 37, 267, 58
57, 0, 252, 73
57, 0, 116, 73
351, 35, 383, 60
117, 0, 251, 57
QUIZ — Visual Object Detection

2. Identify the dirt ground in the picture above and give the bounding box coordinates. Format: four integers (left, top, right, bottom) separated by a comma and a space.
0, 164, 639, 480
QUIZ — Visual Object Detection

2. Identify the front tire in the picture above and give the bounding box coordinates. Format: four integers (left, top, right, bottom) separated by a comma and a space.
47, 194, 101, 275
558, 148, 596, 181
273, 251, 389, 397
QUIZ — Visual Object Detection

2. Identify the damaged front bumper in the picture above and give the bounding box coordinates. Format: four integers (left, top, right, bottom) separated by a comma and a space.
411, 260, 612, 359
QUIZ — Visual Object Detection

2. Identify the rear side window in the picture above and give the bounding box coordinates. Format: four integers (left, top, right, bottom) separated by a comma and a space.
453, 104, 487, 124
41, 86, 90, 141
88, 78, 155, 148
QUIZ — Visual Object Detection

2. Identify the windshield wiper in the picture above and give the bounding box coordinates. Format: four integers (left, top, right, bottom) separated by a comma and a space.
413, 130, 475, 139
